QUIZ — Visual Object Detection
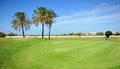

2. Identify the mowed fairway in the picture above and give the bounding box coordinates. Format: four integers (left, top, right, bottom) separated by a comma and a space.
0, 38, 120, 69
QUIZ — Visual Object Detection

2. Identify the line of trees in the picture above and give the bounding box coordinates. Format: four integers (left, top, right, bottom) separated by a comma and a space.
11, 7, 57, 39
0, 32, 18, 37
59, 32, 104, 36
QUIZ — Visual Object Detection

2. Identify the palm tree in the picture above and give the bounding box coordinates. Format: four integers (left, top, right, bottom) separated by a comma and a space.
46, 9, 57, 39
12, 12, 31, 38
33, 7, 47, 38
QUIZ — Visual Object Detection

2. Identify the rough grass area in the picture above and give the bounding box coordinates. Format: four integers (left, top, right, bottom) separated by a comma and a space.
0, 38, 120, 69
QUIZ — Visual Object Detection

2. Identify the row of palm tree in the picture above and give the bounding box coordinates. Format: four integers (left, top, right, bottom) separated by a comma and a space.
12, 7, 57, 39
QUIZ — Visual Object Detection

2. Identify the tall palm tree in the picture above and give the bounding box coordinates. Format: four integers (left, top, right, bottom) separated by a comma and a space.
46, 9, 57, 39
33, 7, 47, 38
12, 12, 31, 38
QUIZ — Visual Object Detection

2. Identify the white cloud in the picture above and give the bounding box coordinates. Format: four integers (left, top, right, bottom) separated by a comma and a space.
56, 3, 120, 25
57, 13, 120, 24
100, 2, 108, 6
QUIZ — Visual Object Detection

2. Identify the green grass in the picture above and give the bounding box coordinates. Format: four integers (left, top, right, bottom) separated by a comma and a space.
0, 38, 120, 69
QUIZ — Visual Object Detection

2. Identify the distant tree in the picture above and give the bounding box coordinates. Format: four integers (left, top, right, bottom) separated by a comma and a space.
105, 31, 113, 40
96, 32, 104, 36
7, 32, 16, 38
0, 32, 6, 37
73, 33, 82, 36
82, 33, 86, 36
8, 33, 16, 36
12, 12, 31, 38
69, 33, 74, 35
77, 33, 82, 36
115, 32, 120, 36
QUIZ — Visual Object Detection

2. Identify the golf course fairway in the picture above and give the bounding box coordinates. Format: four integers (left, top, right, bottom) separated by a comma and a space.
0, 38, 120, 69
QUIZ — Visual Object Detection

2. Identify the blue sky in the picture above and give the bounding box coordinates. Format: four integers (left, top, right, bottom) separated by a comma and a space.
0, 0, 120, 35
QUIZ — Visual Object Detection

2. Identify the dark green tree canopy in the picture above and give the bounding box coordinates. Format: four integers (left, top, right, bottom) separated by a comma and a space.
0, 32, 6, 37
8, 32, 16, 36
105, 31, 113, 38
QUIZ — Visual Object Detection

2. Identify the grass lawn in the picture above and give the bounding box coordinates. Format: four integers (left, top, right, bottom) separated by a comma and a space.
0, 38, 120, 69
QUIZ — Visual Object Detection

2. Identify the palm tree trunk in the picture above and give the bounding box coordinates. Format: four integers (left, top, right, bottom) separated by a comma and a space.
48, 26, 51, 40
42, 23, 44, 38
49, 27, 51, 40
21, 25, 25, 38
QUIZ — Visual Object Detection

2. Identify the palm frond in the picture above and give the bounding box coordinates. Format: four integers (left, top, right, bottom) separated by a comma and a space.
12, 12, 31, 31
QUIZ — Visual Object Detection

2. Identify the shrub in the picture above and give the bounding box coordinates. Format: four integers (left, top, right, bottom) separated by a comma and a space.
0, 32, 6, 37
105, 31, 113, 39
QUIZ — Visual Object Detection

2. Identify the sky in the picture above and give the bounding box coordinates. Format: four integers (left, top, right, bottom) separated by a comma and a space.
0, 0, 120, 35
